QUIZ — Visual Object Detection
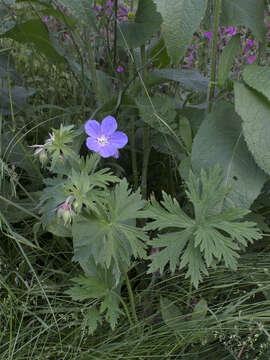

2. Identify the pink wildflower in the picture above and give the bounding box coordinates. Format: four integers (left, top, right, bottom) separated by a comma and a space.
117, 65, 124, 73
204, 31, 212, 39
247, 56, 255, 64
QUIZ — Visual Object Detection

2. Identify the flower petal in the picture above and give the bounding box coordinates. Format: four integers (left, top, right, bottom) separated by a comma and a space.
109, 131, 128, 149
85, 120, 101, 138
101, 116, 117, 136
86, 137, 102, 152
99, 144, 117, 158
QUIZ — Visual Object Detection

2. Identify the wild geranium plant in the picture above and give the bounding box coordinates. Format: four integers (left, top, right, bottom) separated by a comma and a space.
3, 0, 270, 355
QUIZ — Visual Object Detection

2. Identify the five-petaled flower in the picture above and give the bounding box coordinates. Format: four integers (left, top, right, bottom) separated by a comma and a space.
84, 116, 128, 158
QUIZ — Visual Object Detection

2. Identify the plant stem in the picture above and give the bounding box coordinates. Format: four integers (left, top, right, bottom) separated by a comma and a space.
114, 0, 118, 67
130, 117, 139, 189
208, 0, 221, 113
140, 45, 151, 199
186, 280, 193, 312
88, 34, 102, 106
0, 195, 41, 221
123, 268, 139, 325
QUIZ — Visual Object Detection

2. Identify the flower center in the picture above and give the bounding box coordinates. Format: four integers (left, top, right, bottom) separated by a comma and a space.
97, 135, 109, 146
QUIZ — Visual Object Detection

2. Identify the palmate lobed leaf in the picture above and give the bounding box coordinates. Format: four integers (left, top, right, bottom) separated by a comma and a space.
65, 257, 122, 330
72, 179, 148, 283
145, 167, 262, 287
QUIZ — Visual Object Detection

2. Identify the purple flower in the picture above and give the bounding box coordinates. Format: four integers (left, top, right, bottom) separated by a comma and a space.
225, 26, 236, 36
117, 65, 124, 73
85, 116, 128, 158
247, 56, 255, 64
43, 16, 49, 23
247, 38, 253, 47
204, 31, 212, 39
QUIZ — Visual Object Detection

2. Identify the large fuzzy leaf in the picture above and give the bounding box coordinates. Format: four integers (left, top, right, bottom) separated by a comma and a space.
217, 34, 241, 87
153, 0, 207, 64
243, 65, 270, 102
136, 94, 178, 136
118, 0, 162, 49
57, 0, 96, 28
221, 0, 266, 42
234, 82, 270, 176
191, 101, 266, 209
152, 69, 209, 92
0, 19, 65, 63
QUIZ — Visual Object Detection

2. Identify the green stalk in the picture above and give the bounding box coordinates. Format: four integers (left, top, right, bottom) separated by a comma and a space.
113, 0, 118, 66
88, 34, 102, 106
123, 268, 138, 325
140, 45, 151, 199
130, 116, 139, 189
0, 195, 41, 221
208, 0, 221, 113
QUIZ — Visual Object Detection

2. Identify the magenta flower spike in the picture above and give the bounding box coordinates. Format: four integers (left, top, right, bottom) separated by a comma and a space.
247, 38, 253, 47
85, 116, 128, 158
247, 56, 255, 64
204, 31, 212, 39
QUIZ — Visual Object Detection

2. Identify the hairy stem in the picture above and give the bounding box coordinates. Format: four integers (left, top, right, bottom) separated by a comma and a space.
208, 0, 221, 112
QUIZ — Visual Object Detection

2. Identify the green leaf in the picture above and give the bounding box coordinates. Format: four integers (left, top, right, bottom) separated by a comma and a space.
191, 101, 266, 209
217, 34, 241, 88
118, 0, 162, 48
152, 69, 209, 92
243, 65, 270, 102
72, 179, 148, 283
0, 86, 35, 115
144, 167, 262, 287
160, 297, 183, 332
0, 19, 65, 63
136, 94, 178, 137
85, 307, 102, 335
150, 38, 170, 68
57, 0, 96, 28
234, 82, 270, 176
191, 298, 208, 321
65, 257, 122, 330
153, 0, 208, 64
221, 0, 266, 42
179, 116, 192, 153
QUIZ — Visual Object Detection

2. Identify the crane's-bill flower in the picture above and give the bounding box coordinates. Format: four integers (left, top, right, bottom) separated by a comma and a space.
84, 116, 128, 158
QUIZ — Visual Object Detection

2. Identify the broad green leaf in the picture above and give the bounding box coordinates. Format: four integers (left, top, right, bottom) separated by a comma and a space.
179, 116, 192, 153
153, 0, 208, 64
0, 86, 35, 115
0, 19, 65, 63
217, 34, 241, 87
136, 94, 178, 136
118, 0, 162, 48
160, 297, 183, 332
243, 65, 270, 102
57, 0, 96, 28
234, 82, 270, 176
152, 69, 209, 92
221, 0, 266, 42
150, 38, 170, 68
191, 101, 266, 209
144, 167, 262, 287
0, 50, 21, 82
191, 298, 208, 321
